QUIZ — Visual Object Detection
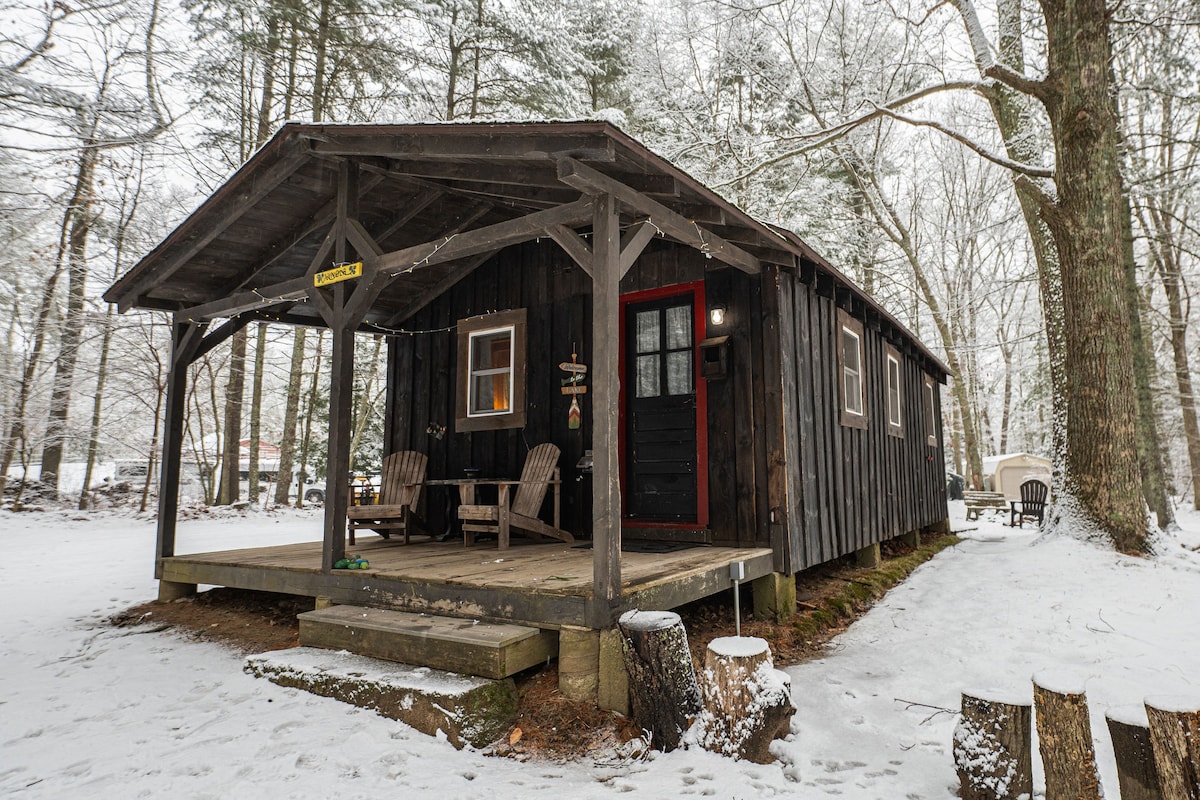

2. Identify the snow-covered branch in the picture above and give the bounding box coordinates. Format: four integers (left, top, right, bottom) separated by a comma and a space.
872, 105, 1054, 178
950, 0, 1050, 102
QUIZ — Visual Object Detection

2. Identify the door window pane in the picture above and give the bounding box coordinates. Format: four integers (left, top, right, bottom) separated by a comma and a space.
636, 311, 659, 354
666, 351, 692, 395
636, 355, 660, 398
666, 305, 691, 350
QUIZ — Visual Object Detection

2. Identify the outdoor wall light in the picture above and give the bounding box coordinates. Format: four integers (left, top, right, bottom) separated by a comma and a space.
709, 305, 727, 326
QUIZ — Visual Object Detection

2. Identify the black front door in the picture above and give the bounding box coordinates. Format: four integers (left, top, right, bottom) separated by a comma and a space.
625, 296, 697, 521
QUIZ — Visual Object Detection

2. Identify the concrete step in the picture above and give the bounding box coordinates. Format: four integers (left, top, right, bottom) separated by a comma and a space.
297, 605, 557, 679
245, 647, 517, 748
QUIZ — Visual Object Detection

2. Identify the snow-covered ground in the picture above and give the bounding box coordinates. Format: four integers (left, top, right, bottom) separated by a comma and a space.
3, 503, 1199, 798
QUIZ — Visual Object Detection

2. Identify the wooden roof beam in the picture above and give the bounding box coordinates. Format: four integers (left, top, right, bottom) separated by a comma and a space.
179, 197, 594, 322
307, 131, 617, 162
556, 158, 760, 275
385, 158, 680, 197
116, 140, 313, 311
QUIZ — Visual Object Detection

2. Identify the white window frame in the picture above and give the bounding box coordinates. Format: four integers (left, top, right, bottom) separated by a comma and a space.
886, 348, 903, 437
925, 375, 938, 447
836, 310, 867, 429
466, 324, 515, 418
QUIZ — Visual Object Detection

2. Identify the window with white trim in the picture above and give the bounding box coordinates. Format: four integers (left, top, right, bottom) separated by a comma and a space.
456, 309, 527, 432
837, 310, 867, 429
886, 345, 903, 438
924, 375, 938, 446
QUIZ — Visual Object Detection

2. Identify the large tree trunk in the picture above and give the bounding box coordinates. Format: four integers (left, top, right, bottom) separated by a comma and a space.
984, 0, 1067, 464
216, 328, 248, 505
698, 637, 794, 763
1037, 0, 1147, 551
274, 327, 307, 506
39, 141, 98, 491
247, 322, 268, 504
1122, 194, 1173, 528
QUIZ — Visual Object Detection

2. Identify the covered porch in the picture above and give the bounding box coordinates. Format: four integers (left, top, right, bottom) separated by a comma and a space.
105, 121, 810, 635
159, 537, 774, 629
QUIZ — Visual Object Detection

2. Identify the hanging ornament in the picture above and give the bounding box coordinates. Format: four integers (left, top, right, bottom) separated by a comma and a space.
568, 395, 582, 430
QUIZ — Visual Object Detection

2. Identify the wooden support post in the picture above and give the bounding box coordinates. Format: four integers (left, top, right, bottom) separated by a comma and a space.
1033, 674, 1102, 800
952, 690, 1033, 800
157, 580, 197, 602
322, 322, 355, 572
558, 625, 600, 701
854, 542, 881, 569
154, 319, 205, 576
617, 610, 701, 752
1145, 696, 1200, 799
752, 572, 796, 621
591, 193, 622, 611
597, 627, 629, 715
1106, 706, 1163, 800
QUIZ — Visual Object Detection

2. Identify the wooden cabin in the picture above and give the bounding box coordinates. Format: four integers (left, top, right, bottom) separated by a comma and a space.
105, 122, 949, 704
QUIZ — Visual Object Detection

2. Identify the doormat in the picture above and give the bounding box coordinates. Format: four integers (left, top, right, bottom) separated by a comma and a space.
574, 540, 697, 554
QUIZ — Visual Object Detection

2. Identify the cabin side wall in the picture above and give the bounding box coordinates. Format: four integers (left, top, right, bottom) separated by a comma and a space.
774, 270, 949, 573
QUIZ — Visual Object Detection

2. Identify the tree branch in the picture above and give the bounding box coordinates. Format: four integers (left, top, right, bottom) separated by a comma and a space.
950, 0, 1052, 103
872, 105, 1054, 178
717, 80, 985, 188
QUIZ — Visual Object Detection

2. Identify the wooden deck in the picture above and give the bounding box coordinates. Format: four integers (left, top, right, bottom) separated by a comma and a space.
161, 538, 774, 629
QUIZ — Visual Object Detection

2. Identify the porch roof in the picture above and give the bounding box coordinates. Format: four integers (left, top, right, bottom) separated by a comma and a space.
104, 121, 948, 378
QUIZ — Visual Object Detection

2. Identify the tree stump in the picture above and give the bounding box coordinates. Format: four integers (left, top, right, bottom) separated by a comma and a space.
952, 690, 1033, 800
1106, 705, 1163, 800
696, 636, 795, 763
1033, 673, 1102, 800
617, 610, 701, 752
1144, 695, 1200, 800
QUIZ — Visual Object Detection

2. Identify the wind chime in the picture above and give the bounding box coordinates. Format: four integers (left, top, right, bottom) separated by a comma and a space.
560, 346, 588, 430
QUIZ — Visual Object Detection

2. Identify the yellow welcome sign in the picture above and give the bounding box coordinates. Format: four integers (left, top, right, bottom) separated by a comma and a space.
314, 261, 363, 287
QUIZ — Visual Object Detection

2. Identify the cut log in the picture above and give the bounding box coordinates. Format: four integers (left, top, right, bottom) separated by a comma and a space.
697, 636, 795, 763
1144, 695, 1200, 800
1106, 705, 1163, 800
617, 610, 701, 752
1033, 672, 1102, 800
952, 689, 1033, 800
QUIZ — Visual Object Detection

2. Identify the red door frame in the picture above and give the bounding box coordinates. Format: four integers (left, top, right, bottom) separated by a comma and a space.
618, 281, 710, 529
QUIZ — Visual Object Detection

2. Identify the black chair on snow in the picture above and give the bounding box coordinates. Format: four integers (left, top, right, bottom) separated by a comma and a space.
1010, 479, 1049, 528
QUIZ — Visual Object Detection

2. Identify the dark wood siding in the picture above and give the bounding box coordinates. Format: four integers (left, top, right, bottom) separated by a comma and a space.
385, 237, 945, 563
773, 270, 948, 572
387, 240, 593, 536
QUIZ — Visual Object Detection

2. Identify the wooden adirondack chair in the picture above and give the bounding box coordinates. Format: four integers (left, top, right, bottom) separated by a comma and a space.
458, 443, 574, 550
1010, 478, 1049, 528
347, 451, 428, 545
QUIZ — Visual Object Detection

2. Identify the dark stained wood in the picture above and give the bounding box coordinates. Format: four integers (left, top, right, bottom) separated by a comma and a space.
558, 158, 761, 275
592, 193, 622, 609
116, 140, 313, 311
155, 319, 204, 573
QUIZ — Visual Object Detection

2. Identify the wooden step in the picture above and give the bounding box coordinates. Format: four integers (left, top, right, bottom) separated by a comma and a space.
297, 605, 557, 679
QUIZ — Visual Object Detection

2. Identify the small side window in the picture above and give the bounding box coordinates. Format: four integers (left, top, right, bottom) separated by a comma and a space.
456, 309, 527, 432
924, 374, 938, 447
886, 345, 903, 438
837, 309, 867, 429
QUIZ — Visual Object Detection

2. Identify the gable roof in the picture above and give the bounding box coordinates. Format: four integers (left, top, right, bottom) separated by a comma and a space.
105, 121, 949, 378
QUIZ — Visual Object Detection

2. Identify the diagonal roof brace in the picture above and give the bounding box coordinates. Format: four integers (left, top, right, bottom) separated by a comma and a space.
556, 158, 761, 275
178, 196, 596, 322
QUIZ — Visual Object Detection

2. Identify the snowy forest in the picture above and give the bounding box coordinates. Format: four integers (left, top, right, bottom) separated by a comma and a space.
2, 0, 1198, 549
